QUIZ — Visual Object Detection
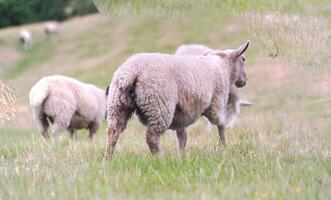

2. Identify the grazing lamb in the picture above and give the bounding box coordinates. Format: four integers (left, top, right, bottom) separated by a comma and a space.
29, 75, 107, 139
44, 22, 58, 37
106, 41, 250, 156
19, 30, 32, 50
175, 44, 253, 130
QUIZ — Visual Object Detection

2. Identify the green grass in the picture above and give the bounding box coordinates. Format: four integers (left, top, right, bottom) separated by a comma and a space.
0, 0, 331, 199
0, 127, 329, 200
6, 39, 55, 79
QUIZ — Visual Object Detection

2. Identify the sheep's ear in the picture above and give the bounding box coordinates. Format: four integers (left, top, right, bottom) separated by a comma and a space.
231, 40, 250, 58
239, 99, 253, 106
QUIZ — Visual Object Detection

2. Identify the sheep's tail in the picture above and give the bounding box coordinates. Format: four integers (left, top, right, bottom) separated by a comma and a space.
29, 82, 49, 108
106, 66, 138, 131
29, 82, 50, 131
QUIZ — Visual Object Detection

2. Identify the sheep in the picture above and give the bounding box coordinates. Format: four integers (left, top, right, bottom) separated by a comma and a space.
29, 75, 108, 139
44, 22, 58, 37
175, 44, 253, 130
19, 30, 32, 50
105, 41, 250, 156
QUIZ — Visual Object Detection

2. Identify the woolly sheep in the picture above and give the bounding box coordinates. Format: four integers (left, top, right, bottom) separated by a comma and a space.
44, 22, 58, 37
105, 41, 250, 156
19, 30, 32, 50
175, 44, 253, 130
29, 75, 107, 139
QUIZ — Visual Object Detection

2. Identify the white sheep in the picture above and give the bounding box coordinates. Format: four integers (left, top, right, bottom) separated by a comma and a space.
19, 30, 32, 50
175, 44, 253, 130
44, 22, 58, 37
105, 41, 250, 156
29, 75, 107, 139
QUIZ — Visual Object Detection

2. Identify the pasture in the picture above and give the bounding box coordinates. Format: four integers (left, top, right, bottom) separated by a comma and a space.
0, 1, 330, 199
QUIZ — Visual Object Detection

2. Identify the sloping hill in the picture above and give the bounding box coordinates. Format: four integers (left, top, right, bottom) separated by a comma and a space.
0, 11, 253, 128
0, 9, 330, 199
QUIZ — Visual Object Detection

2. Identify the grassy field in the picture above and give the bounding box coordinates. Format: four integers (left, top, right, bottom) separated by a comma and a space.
0, 1, 331, 199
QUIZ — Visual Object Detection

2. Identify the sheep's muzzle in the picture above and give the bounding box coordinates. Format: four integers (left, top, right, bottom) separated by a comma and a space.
235, 80, 246, 88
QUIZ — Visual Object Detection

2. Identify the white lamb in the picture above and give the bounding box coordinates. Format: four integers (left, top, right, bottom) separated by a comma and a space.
44, 22, 58, 37
175, 44, 253, 130
29, 75, 107, 139
19, 30, 32, 50
106, 41, 250, 156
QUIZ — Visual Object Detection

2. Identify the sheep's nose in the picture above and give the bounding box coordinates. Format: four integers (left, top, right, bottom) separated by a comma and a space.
235, 80, 246, 88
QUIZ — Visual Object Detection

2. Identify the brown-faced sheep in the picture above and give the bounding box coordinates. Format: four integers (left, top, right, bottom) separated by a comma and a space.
106, 41, 250, 156
29, 75, 107, 139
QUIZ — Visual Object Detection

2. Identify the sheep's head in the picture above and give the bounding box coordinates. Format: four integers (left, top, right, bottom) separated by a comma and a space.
215, 41, 250, 88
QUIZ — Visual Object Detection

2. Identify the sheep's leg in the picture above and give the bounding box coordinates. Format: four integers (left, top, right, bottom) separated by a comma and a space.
176, 129, 187, 153
88, 122, 99, 140
146, 128, 161, 155
106, 106, 134, 157
202, 117, 212, 133
37, 114, 49, 138
217, 125, 226, 146
68, 128, 75, 139
204, 114, 227, 146
106, 126, 121, 156
88, 130, 96, 140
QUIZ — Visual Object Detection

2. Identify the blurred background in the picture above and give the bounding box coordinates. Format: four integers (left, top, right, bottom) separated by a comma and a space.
0, 0, 96, 28
0, 0, 330, 199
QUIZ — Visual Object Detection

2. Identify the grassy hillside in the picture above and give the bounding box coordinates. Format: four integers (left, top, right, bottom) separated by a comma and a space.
0, 2, 330, 199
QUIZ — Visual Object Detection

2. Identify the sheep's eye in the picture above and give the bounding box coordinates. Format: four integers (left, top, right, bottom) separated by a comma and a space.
243, 57, 246, 62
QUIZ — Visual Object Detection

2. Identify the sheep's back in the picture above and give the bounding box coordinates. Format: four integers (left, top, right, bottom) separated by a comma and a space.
43, 76, 99, 121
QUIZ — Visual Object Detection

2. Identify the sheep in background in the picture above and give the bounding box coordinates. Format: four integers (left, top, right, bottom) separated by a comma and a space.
106, 41, 250, 156
44, 22, 58, 37
175, 44, 253, 130
175, 44, 213, 56
19, 30, 32, 50
29, 75, 108, 139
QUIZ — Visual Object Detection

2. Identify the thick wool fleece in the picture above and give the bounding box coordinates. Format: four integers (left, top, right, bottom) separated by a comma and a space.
175, 44, 214, 56
175, 44, 245, 128
29, 75, 107, 137
107, 53, 233, 134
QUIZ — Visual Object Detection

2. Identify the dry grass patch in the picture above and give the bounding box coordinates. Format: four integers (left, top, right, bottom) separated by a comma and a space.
243, 12, 330, 68
0, 81, 16, 126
